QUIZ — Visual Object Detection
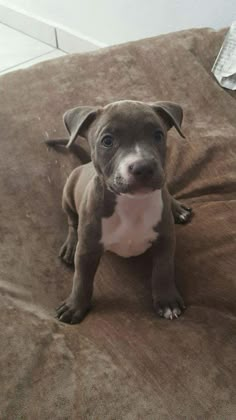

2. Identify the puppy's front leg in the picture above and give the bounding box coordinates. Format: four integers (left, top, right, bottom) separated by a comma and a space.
57, 239, 103, 324
152, 195, 185, 320
152, 235, 185, 320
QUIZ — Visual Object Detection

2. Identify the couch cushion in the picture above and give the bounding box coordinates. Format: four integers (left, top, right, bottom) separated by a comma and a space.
0, 28, 235, 419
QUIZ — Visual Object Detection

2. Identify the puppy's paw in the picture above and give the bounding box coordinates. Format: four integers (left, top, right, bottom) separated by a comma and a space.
56, 298, 90, 324
154, 292, 186, 320
172, 201, 192, 224
59, 235, 77, 265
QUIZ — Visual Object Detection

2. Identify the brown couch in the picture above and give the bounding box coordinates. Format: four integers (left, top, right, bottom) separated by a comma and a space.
0, 28, 235, 419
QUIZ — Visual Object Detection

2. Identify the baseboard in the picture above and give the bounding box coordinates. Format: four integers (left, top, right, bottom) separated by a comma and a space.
56, 27, 106, 53
0, 4, 56, 47
0, 4, 106, 52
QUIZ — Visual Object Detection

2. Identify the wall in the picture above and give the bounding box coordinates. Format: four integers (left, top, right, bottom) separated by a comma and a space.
0, 0, 235, 46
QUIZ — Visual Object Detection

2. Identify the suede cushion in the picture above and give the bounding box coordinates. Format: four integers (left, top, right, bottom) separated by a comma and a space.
0, 28, 235, 419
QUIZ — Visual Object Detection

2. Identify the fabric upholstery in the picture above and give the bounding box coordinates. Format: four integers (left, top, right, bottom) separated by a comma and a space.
0, 27, 235, 419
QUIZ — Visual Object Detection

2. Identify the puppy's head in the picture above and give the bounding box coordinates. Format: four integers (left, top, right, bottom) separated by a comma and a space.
64, 100, 184, 196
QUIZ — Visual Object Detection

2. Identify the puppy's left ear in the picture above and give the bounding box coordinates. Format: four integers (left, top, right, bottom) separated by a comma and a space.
63, 106, 100, 148
151, 101, 185, 138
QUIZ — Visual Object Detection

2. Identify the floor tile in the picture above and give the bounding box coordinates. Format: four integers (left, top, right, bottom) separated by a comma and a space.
0, 49, 66, 75
0, 23, 54, 72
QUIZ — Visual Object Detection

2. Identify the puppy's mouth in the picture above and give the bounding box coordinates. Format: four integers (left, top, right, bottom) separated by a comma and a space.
107, 176, 164, 196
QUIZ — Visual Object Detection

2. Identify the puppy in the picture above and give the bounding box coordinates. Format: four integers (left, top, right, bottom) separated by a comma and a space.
47, 100, 192, 324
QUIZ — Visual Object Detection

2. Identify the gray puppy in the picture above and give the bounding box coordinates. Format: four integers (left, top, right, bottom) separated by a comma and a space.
46, 100, 192, 324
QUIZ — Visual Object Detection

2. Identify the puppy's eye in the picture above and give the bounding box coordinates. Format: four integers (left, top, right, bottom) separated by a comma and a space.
154, 130, 164, 141
101, 135, 113, 148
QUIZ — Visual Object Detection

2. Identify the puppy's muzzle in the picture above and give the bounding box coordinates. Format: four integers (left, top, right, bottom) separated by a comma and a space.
113, 157, 164, 194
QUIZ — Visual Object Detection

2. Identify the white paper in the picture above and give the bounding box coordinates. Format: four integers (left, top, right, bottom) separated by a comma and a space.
212, 21, 236, 90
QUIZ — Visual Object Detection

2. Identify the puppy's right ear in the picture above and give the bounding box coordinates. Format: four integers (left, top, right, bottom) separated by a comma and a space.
63, 106, 100, 148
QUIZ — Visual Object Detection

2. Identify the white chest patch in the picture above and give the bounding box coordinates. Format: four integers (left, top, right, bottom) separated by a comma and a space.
101, 190, 163, 258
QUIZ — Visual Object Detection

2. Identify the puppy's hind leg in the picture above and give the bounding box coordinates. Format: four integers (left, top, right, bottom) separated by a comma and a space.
59, 202, 78, 266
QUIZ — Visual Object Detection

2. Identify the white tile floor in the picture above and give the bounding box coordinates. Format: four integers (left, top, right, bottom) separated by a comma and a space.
0, 23, 66, 75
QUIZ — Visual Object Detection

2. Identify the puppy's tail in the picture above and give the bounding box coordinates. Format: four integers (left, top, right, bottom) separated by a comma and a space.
44, 138, 91, 163
45, 138, 69, 147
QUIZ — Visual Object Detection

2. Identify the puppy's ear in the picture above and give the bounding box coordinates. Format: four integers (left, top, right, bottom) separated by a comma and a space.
63, 106, 100, 148
151, 102, 185, 138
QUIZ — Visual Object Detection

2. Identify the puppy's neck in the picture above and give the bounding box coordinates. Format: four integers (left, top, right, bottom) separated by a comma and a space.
120, 190, 161, 200
116, 189, 163, 216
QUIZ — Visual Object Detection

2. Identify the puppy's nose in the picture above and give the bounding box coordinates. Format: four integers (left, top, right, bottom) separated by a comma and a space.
128, 159, 155, 179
